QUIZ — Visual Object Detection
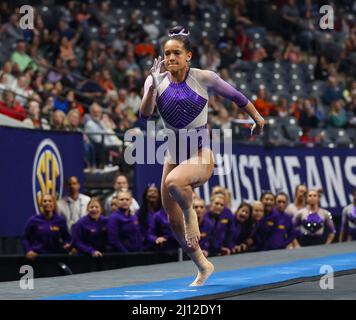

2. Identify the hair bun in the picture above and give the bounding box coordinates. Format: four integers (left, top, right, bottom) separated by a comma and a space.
168, 26, 190, 37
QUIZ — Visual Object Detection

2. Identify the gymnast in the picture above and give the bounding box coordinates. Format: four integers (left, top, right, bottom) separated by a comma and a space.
140, 26, 265, 286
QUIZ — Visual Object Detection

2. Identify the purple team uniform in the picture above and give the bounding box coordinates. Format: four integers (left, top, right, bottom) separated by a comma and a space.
198, 215, 215, 253
107, 209, 143, 252
137, 209, 157, 247
207, 208, 235, 255
146, 209, 178, 250
22, 213, 71, 254
252, 208, 297, 251
71, 215, 108, 255
340, 205, 356, 240
231, 219, 252, 247
294, 208, 336, 246
143, 68, 249, 163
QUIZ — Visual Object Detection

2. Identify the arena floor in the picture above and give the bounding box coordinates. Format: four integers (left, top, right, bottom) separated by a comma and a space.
1, 242, 355, 300
223, 272, 356, 300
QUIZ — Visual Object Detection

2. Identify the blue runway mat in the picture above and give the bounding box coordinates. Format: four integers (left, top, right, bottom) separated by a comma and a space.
42, 252, 356, 300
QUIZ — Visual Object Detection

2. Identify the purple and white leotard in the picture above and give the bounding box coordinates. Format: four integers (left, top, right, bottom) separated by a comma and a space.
143, 68, 250, 163
340, 204, 356, 240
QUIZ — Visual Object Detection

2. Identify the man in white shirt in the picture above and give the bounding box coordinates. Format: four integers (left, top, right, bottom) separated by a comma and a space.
57, 176, 91, 233
104, 173, 139, 215
84, 102, 122, 168
84, 103, 112, 146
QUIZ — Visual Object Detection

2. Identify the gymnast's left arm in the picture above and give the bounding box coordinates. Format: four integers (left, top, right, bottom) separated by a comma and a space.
325, 211, 336, 244
202, 70, 265, 135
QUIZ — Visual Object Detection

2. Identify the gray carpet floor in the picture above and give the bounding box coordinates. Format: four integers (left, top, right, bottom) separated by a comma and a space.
1, 242, 355, 300
223, 272, 356, 300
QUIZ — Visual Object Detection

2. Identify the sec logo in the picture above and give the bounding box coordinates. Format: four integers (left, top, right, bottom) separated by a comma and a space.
32, 139, 63, 214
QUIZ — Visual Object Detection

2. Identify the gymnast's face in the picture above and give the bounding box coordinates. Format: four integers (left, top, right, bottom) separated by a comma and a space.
307, 191, 319, 206
163, 39, 192, 74
88, 201, 101, 219
210, 196, 225, 215
275, 195, 288, 213
111, 198, 119, 213
117, 192, 132, 211
146, 186, 159, 203
261, 194, 275, 213
193, 199, 206, 220
42, 195, 55, 214
252, 203, 264, 222
296, 185, 307, 200
236, 205, 250, 223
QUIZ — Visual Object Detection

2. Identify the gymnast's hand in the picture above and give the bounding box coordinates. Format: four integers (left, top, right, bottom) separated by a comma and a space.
250, 119, 265, 136
149, 56, 169, 89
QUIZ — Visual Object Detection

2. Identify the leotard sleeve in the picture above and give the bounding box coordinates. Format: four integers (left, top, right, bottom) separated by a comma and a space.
199, 69, 249, 108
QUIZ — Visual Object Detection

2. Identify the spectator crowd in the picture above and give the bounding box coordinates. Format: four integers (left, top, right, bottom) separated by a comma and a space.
0, 1, 355, 169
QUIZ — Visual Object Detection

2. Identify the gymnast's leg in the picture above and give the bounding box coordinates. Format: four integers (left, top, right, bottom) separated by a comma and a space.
161, 151, 214, 286
165, 148, 214, 248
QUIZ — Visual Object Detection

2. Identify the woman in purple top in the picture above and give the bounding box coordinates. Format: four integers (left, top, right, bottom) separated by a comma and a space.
22, 194, 71, 260
250, 191, 278, 251
193, 198, 214, 257
294, 189, 336, 246
274, 192, 298, 250
71, 198, 108, 257
137, 184, 162, 246
210, 185, 234, 217
206, 194, 235, 256
110, 195, 119, 214
146, 208, 178, 251
108, 190, 143, 252
140, 25, 265, 285
245, 201, 264, 251
231, 203, 253, 254
252, 191, 297, 251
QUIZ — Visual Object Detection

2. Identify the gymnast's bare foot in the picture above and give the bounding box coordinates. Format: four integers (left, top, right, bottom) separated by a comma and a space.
189, 260, 214, 286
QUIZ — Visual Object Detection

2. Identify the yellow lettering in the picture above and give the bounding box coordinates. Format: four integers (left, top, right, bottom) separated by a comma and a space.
36, 153, 46, 203
45, 151, 52, 194
52, 156, 59, 197
37, 191, 43, 212
36, 147, 62, 212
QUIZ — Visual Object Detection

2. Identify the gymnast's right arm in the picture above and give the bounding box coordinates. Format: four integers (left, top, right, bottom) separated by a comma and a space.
140, 75, 157, 120
140, 57, 168, 119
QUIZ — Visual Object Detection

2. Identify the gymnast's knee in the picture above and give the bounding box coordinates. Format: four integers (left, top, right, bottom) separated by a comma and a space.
165, 176, 183, 198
